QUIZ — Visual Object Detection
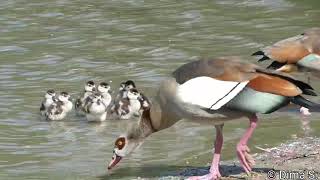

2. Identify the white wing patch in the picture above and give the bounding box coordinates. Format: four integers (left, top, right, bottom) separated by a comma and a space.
177, 76, 248, 110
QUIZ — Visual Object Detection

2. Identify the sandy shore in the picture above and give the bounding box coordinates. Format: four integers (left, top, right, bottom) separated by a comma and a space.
162, 137, 320, 179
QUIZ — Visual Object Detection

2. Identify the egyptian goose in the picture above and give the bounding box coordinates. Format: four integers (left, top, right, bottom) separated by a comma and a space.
107, 57, 318, 179
253, 27, 320, 115
75, 80, 96, 116
253, 27, 320, 75
45, 92, 73, 121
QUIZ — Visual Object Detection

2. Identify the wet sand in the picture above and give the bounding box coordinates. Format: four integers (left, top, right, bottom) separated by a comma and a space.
163, 137, 320, 179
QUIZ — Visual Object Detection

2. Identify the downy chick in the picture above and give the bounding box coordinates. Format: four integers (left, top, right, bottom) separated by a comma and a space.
75, 80, 96, 116
45, 92, 73, 121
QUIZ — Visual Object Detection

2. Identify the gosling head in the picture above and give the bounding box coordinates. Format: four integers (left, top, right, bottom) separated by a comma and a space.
124, 80, 136, 91
98, 82, 111, 93
85, 80, 96, 92
127, 88, 141, 100
45, 89, 56, 99
58, 92, 71, 102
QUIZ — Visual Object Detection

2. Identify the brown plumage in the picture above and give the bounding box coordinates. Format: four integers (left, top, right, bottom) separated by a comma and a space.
247, 74, 301, 97
253, 28, 320, 72
173, 57, 307, 97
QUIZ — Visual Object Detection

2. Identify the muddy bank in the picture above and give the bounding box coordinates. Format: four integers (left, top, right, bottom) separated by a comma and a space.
163, 137, 320, 179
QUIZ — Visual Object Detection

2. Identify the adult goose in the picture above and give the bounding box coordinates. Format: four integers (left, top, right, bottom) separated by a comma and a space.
252, 28, 320, 115
253, 27, 320, 78
107, 57, 318, 179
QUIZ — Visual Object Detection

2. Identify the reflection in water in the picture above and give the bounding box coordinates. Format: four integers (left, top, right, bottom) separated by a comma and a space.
0, 0, 320, 179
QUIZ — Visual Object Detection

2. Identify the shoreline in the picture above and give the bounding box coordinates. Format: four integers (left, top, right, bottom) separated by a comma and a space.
162, 136, 320, 179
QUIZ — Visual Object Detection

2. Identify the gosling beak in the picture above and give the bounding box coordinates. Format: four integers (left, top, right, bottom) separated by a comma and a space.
52, 96, 58, 102
107, 152, 122, 170
92, 87, 96, 91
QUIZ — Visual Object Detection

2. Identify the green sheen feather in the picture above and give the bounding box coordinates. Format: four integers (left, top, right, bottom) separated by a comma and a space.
297, 54, 320, 71
226, 88, 289, 114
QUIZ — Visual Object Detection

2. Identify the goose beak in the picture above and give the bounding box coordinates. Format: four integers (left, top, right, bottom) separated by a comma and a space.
107, 152, 122, 170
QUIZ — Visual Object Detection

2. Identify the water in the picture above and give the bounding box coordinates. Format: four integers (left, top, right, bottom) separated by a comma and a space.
1, 0, 320, 179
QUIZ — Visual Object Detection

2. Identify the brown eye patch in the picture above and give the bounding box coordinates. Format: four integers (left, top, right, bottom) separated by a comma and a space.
115, 137, 125, 150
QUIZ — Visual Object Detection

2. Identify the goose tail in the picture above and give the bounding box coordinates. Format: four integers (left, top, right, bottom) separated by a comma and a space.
290, 95, 320, 112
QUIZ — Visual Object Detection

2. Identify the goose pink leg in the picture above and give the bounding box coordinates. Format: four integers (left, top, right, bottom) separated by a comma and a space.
188, 125, 223, 180
300, 107, 311, 135
301, 75, 312, 116
236, 115, 258, 174
300, 106, 311, 116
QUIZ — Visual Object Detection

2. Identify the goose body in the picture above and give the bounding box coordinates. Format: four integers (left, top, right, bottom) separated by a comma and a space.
253, 28, 320, 116
253, 27, 320, 76
107, 57, 318, 179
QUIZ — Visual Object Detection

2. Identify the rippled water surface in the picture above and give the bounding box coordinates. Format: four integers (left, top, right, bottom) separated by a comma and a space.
1, 0, 320, 179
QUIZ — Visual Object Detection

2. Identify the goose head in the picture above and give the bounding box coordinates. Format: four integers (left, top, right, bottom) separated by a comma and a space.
107, 133, 144, 170
107, 101, 166, 170
107, 80, 181, 170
